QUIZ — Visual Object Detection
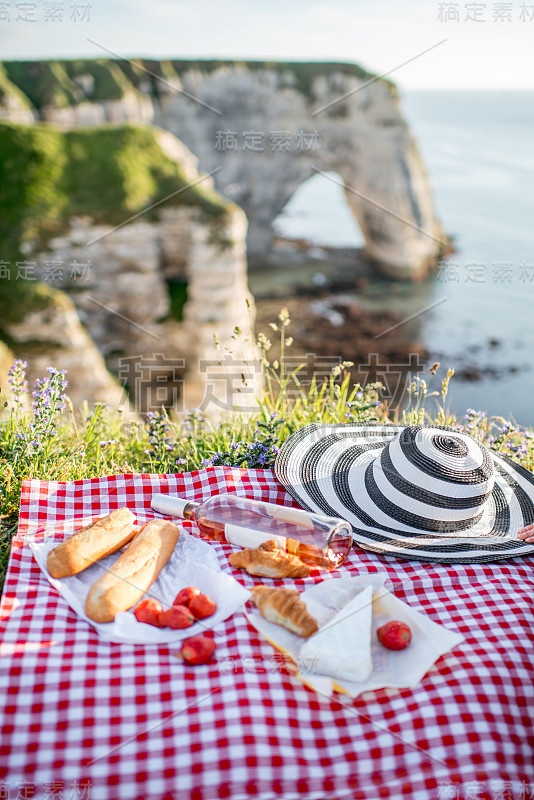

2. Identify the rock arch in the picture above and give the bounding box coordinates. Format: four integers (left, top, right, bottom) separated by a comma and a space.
152, 62, 447, 278
1, 58, 447, 279
272, 169, 365, 248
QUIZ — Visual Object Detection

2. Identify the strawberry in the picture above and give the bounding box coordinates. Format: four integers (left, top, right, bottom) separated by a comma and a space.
377, 620, 412, 650
160, 604, 195, 629
179, 636, 216, 665
134, 598, 165, 627
173, 586, 201, 608
189, 592, 217, 620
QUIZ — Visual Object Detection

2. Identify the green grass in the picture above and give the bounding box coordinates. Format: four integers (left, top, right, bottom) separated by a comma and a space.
1, 57, 396, 109
3, 60, 80, 110
0, 63, 33, 109
1, 308, 534, 593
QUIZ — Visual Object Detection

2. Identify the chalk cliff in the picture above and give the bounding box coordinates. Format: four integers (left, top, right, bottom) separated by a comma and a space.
0, 120, 259, 413
1, 59, 445, 278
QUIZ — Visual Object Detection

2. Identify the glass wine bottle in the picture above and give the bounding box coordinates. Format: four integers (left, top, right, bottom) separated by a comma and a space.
151, 493, 352, 570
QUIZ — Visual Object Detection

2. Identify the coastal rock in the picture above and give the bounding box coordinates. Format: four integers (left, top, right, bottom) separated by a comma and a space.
1, 59, 446, 279
34, 205, 259, 414
0, 122, 259, 414
5, 290, 127, 410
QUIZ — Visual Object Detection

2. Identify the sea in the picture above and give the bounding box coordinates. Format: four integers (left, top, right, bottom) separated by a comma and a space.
268, 89, 534, 428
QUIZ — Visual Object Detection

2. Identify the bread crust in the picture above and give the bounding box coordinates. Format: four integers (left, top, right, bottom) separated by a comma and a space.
84, 519, 181, 623
47, 508, 136, 579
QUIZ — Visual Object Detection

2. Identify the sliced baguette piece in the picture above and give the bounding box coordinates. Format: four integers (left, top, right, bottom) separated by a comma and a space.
47, 508, 136, 579
85, 519, 181, 623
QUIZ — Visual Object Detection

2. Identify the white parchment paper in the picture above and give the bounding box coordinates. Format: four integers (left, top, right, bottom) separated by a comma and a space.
245, 575, 464, 698
31, 525, 250, 645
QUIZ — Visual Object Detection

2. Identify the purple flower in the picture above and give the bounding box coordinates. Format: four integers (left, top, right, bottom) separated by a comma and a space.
18, 366, 70, 452
8, 359, 28, 410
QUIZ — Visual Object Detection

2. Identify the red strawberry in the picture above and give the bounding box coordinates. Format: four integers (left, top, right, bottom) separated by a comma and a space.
160, 604, 195, 629
377, 620, 412, 650
134, 598, 165, 627
189, 593, 217, 620
173, 586, 201, 608
179, 636, 216, 665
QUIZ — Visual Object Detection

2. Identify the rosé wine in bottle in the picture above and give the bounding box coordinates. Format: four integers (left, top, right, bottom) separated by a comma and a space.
151, 493, 352, 570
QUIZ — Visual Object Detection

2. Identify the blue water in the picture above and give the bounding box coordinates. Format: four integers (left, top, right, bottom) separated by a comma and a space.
275, 90, 534, 427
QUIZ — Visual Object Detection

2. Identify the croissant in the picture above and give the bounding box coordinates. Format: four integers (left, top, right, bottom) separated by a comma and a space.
228, 540, 311, 578
249, 585, 318, 638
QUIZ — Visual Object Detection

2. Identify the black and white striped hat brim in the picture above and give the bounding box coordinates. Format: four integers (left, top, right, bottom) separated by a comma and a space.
274, 423, 534, 564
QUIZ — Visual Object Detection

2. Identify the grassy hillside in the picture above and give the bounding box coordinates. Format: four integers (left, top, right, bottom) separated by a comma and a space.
0, 57, 396, 110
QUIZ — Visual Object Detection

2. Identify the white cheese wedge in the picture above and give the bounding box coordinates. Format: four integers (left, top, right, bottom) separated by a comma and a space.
300, 584, 373, 683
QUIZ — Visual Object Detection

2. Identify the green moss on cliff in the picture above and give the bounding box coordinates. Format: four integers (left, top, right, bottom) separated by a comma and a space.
3, 61, 81, 110
1, 58, 396, 110
2, 59, 139, 109
64, 59, 135, 101
0, 64, 33, 109
0, 120, 230, 323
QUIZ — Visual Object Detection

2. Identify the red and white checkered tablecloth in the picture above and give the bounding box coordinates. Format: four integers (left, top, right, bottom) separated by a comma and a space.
1, 468, 533, 800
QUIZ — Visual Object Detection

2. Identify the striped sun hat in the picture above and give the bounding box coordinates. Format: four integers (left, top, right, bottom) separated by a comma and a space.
274, 423, 534, 563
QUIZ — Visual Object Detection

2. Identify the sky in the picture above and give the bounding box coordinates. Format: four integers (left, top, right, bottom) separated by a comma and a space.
1, 0, 533, 89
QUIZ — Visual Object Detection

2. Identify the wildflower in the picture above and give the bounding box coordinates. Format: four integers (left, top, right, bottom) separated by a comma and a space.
144, 409, 178, 467
8, 359, 28, 411
99, 439, 118, 448
23, 367, 68, 451
278, 307, 290, 326
257, 332, 272, 352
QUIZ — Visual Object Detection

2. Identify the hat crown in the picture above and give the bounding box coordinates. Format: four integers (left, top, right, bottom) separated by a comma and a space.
373, 425, 495, 533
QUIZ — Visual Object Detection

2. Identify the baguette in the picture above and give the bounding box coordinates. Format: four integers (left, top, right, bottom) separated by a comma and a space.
85, 519, 181, 623
47, 508, 136, 579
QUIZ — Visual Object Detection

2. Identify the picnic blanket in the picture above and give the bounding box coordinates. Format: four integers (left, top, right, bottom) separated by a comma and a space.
0, 467, 533, 800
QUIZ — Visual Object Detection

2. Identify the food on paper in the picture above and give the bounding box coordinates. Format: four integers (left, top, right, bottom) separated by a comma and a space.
160, 604, 195, 629
47, 508, 136, 579
189, 592, 217, 620
299, 584, 374, 683
178, 636, 216, 665
85, 519, 181, 623
377, 620, 412, 650
134, 598, 165, 627
229, 540, 311, 579
173, 586, 201, 607
249, 585, 318, 638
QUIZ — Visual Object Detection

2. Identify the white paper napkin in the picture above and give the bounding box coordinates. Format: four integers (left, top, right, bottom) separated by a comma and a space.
31, 525, 251, 645
245, 575, 464, 698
